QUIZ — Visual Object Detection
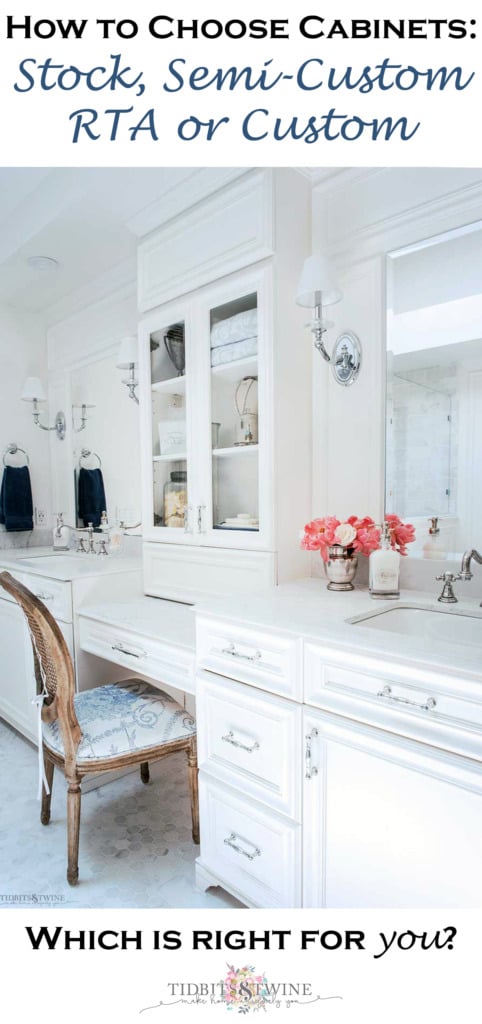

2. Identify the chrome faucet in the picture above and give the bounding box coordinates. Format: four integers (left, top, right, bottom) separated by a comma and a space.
435, 571, 463, 604
460, 549, 482, 607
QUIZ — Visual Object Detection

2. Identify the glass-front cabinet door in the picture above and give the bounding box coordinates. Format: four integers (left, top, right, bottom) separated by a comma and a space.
140, 298, 194, 542
194, 265, 271, 550
140, 265, 271, 549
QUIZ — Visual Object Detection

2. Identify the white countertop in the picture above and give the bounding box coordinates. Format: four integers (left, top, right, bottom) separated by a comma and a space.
196, 578, 482, 683
0, 546, 142, 582
12, 545, 479, 684
79, 594, 196, 651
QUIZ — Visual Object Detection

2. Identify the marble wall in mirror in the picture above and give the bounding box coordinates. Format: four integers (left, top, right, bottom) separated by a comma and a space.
70, 351, 141, 530
386, 221, 482, 558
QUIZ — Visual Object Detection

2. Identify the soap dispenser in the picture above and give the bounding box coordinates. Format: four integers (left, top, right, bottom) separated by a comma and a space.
423, 517, 445, 560
53, 513, 70, 550
369, 521, 400, 599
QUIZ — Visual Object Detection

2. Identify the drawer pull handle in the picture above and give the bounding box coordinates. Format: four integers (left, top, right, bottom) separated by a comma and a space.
111, 642, 146, 659
377, 685, 437, 712
222, 730, 260, 754
35, 592, 54, 602
221, 642, 262, 664
224, 831, 261, 861
305, 727, 318, 779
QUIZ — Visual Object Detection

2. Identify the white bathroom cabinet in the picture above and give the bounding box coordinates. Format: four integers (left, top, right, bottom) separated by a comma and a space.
195, 611, 482, 908
0, 559, 142, 744
303, 708, 482, 908
138, 169, 312, 600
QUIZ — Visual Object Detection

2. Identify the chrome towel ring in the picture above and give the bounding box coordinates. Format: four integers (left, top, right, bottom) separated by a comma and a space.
79, 448, 102, 468
3, 443, 29, 467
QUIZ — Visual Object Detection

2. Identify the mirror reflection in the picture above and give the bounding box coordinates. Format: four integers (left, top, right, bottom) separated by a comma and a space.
386, 221, 482, 557
71, 352, 141, 529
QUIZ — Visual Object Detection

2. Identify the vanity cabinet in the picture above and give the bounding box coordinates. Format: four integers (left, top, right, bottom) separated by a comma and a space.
196, 670, 302, 908
195, 611, 482, 909
138, 169, 312, 600
0, 571, 74, 743
303, 708, 482, 908
0, 559, 142, 744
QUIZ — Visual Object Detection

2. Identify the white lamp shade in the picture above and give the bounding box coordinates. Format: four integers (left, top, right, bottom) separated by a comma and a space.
296, 253, 342, 307
21, 376, 46, 402
117, 335, 138, 368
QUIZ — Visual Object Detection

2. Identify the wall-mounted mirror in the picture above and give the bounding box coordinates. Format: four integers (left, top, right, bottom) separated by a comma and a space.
70, 351, 141, 530
386, 221, 482, 558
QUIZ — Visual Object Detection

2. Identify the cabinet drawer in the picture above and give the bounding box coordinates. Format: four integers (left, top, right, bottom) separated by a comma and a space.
196, 616, 300, 699
197, 672, 301, 819
78, 615, 194, 693
18, 571, 72, 623
304, 643, 482, 760
198, 774, 301, 908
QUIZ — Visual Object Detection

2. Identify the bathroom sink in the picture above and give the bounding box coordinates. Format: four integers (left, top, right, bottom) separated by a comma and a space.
350, 604, 482, 649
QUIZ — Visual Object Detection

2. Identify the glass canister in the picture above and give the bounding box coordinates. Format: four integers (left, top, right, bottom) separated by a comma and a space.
163, 470, 187, 528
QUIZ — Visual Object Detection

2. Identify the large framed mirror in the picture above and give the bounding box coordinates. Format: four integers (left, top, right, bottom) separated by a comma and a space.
385, 220, 482, 558
70, 350, 141, 530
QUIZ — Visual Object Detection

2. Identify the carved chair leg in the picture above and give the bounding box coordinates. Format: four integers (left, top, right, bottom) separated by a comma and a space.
140, 761, 150, 784
186, 736, 199, 844
40, 750, 54, 826
66, 778, 81, 886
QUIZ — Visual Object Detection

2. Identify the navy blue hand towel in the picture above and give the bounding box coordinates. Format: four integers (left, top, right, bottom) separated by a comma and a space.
78, 467, 106, 528
0, 465, 34, 532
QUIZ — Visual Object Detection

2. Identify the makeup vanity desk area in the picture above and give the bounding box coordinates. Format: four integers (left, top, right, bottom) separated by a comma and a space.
78, 577, 482, 908
77, 594, 196, 698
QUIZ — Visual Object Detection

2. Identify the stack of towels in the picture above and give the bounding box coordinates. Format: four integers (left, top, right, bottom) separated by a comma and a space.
211, 309, 258, 367
0, 465, 33, 532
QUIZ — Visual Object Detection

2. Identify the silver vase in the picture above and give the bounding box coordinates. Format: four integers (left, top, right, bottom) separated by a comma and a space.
325, 545, 358, 591
164, 324, 185, 377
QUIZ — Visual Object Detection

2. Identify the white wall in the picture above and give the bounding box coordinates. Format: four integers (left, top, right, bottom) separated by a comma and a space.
0, 305, 51, 546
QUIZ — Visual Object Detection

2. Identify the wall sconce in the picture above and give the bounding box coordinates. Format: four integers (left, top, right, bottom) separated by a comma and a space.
116, 336, 139, 404
21, 376, 66, 440
296, 253, 362, 386
72, 403, 95, 432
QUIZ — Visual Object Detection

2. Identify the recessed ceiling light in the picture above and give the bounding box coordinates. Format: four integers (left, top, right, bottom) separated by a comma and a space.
27, 256, 59, 273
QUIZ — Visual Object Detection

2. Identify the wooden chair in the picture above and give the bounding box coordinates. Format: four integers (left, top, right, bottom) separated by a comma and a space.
0, 570, 199, 885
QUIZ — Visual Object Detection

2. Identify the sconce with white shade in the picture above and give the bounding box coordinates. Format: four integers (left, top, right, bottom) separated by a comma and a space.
117, 335, 139, 404
296, 252, 362, 386
21, 377, 66, 440
72, 403, 95, 432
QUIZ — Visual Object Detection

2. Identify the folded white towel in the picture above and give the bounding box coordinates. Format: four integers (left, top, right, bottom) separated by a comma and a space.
211, 337, 258, 367
211, 308, 258, 348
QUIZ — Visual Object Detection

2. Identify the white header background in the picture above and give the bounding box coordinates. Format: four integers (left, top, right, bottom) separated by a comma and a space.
0, 1, 481, 1021
0, 0, 480, 164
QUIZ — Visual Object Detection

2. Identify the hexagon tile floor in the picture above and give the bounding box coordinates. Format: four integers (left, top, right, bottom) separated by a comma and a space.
0, 719, 244, 910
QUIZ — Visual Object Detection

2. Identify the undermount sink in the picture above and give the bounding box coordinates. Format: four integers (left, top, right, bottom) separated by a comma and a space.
349, 604, 482, 649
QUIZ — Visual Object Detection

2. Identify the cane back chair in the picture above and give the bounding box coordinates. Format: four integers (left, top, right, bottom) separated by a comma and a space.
0, 570, 199, 885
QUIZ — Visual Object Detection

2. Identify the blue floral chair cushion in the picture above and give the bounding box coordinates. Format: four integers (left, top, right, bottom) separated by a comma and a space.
42, 678, 195, 763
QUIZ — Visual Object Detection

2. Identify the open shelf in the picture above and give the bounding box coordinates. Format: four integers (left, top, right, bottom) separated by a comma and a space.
211, 355, 258, 384
152, 376, 186, 396
153, 453, 187, 463
212, 444, 259, 457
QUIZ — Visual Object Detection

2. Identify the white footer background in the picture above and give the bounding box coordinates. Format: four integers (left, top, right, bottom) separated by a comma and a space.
0, 908, 478, 1022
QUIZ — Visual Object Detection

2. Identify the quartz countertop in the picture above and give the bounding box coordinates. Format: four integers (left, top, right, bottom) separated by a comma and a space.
0, 546, 142, 582
79, 594, 196, 651
196, 577, 482, 683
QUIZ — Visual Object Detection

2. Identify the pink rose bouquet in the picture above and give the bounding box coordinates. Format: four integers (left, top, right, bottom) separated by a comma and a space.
301, 514, 415, 563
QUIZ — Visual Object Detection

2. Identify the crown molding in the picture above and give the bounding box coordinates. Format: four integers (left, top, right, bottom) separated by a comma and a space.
45, 255, 136, 328
126, 167, 251, 238
328, 177, 482, 264
311, 167, 382, 193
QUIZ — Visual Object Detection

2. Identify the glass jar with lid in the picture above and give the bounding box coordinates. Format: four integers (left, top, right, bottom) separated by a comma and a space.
163, 469, 187, 528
